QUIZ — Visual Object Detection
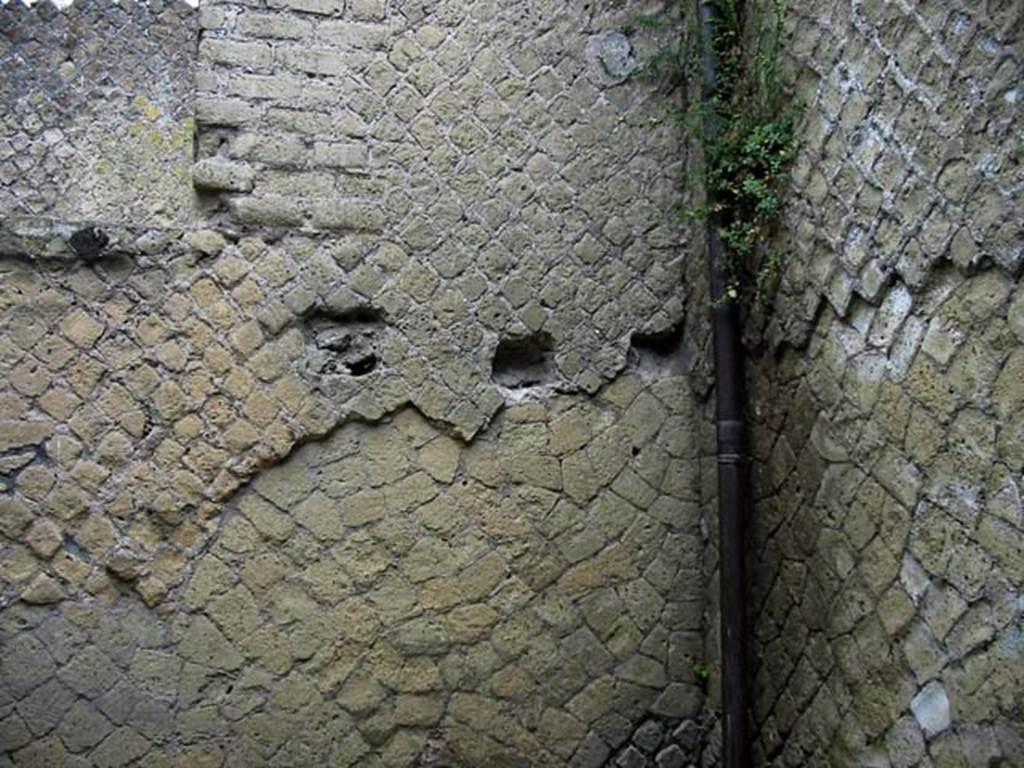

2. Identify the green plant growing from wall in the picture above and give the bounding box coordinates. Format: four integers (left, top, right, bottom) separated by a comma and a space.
693, 661, 711, 687
636, 0, 796, 306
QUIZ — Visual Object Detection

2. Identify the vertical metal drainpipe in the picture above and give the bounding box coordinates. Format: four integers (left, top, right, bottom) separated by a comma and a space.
698, 1, 750, 766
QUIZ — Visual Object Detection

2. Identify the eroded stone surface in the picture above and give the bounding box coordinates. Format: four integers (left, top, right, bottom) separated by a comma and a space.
0, 0, 198, 227
2, 0, 1020, 766
0, 0, 689, 612
742, 2, 1024, 766
0, 0, 707, 764
0, 387, 706, 766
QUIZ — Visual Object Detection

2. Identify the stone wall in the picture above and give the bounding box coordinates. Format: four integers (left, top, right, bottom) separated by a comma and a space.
0, 1, 710, 766
746, 0, 1022, 765
0, 0, 198, 227
4, 0, 1020, 765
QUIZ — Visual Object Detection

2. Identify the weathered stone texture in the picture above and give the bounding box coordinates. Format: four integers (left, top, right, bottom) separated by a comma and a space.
189, 0, 688, 393
0, 386, 705, 766
0, 1, 704, 765
744, 1, 1024, 766
765, 0, 1021, 348
4, 0, 1019, 765
0, 0, 198, 227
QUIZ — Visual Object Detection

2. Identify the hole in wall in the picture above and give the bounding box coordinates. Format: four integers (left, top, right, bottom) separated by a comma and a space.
306, 307, 385, 378
69, 226, 109, 262
324, 306, 384, 324
629, 324, 688, 379
345, 353, 378, 376
491, 332, 555, 389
